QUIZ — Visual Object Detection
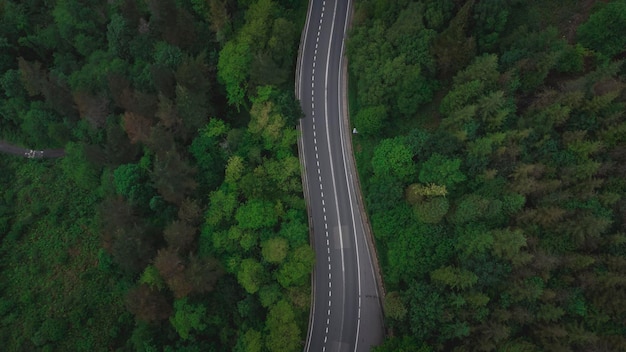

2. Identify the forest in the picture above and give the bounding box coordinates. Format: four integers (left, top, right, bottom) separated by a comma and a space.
0, 0, 310, 351
348, 0, 626, 351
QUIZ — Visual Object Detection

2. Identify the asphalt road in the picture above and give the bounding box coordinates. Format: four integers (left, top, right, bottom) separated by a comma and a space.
0, 140, 64, 158
296, 0, 384, 351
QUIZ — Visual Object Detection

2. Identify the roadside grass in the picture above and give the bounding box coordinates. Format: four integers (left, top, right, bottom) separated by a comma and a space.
347, 68, 374, 182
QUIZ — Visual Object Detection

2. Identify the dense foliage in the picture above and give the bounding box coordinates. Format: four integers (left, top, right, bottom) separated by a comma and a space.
0, 0, 309, 351
349, 0, 626, 351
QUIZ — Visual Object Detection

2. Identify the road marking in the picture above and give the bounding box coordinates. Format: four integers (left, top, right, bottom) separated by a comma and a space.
299, 1, 317, 350
320, 1, 352, 349
322, 199, 325, 206
314, 138, 317, 145
321, 191, 324, 198
316, 160, 320, 167
328, 264, 331, 270
315, 145, 318, 152
322, 207, 326, 213
335, 0, 371, 350
324, 215, 327, 221
313, 130, 316, 138
324, 223, 328, 230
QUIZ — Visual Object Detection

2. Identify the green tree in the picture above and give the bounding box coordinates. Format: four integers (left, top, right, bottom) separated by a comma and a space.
276, 245, 314, 288
237, 258, 266, 294
236, 329, 263, 352
114, 163, 153, 206
577, 1, 626, 58
151, 150, 198, 205
430, 265, 478, 291
454, 224, 494, 260
60, 142, 101, 190
261, 237, 289, 264
431, 0, 476, 77
384, 291, 407, 320
107, 13, 132, 59
225, 155, 246, 184
265, 300, 300, 352
406, 183, 448, 204
354, 105, 387, 136
139, 265, 165, 290
491, 228, 530, 266
414, 196, 449, 224
205, 189, 238, 227
170, 298, 207, 340
218, 40, 251, 108
473, 0, 509, 52
418, 153, 466, 189
371, 137, 416, 181
235, 199, 278, 230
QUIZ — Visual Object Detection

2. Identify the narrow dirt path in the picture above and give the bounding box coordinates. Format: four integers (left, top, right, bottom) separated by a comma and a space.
0, 140, 65, 158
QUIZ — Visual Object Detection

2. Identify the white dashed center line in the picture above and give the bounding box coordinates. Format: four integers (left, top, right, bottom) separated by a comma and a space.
310, 7, 332, 346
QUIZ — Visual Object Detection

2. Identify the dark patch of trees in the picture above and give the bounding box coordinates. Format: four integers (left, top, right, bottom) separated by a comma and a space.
0, 0, 308, 350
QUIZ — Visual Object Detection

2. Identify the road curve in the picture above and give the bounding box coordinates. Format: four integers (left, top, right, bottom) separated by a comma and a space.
0, 140, 65, 158
296, 1, 384, 351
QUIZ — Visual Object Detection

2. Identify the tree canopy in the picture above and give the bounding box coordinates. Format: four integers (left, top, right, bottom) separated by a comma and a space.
351, 1, 626, 351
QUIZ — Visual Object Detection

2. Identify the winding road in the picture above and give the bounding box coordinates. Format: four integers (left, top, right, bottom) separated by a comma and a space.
296, 0, 384, 351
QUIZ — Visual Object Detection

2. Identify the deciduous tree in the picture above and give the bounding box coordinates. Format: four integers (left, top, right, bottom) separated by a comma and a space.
126, 284, 172, 322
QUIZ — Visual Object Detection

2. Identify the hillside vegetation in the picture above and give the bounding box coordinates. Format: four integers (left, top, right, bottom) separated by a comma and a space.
0, 0, 309, 351
348, 0, 626, 351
